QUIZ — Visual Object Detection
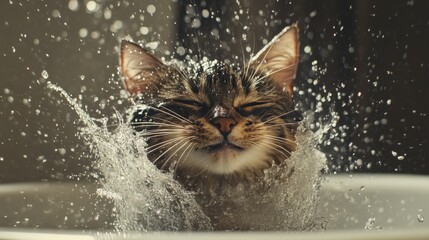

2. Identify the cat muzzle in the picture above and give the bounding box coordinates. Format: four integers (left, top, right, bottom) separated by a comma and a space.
204, 140, 244, 152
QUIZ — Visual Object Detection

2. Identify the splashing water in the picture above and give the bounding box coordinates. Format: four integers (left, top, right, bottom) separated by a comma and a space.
48, 82, 211, 231
196, 121, 330, 231
48, 82, 333, 231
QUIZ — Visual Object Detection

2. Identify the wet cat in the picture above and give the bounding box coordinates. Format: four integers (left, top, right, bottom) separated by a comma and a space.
120, 24, 301, 194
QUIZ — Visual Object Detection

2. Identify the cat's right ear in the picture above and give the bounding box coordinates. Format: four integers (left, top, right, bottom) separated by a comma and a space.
120, 40, 165, 96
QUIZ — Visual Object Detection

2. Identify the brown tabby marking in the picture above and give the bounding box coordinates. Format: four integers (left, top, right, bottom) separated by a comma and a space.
120, 24, 300, 192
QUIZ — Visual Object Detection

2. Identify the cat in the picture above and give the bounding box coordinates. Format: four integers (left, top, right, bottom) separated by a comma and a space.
119, 24, 306, 230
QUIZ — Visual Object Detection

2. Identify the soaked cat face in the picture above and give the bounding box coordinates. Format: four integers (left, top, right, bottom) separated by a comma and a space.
120, 25, 301, 176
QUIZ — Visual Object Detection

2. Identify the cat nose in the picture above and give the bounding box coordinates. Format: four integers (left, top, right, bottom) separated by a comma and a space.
213, 117, 237, 134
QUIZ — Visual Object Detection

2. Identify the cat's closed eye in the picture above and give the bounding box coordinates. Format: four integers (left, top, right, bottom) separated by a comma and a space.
171, 99, 206, 111
237, 101, 271, 114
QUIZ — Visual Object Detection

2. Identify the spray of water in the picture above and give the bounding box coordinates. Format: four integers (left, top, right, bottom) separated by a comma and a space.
48, 82, 212, 231
48, 82, 333, 231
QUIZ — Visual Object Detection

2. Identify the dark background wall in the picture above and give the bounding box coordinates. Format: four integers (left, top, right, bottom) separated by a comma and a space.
0, 0, 428, 183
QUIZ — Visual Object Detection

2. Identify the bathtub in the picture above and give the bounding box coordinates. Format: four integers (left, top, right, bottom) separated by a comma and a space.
0, 173, 428, 239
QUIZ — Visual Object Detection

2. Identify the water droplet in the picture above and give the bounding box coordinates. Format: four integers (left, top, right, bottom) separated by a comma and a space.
41, 70, 49, 79
191, 18, 201, 28
176, 46, 186, 56
147, 5, 156, 14
90, 31, 100, 39
86, 1, 98, 12
417, 214, 424, 222
79, 28, 88, 38
68, 0, 79, 11
110, 20, 123, 32
139, 26, 149, 35
57, 148, 66, 156
202, 9, 210, 18
364, 217, 376, 230
104, 9, 112, 19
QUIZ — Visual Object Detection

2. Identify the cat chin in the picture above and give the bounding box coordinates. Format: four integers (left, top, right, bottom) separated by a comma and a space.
183, 145, 271, 175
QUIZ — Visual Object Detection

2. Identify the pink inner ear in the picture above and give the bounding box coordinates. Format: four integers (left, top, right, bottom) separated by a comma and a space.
272, 70, 295, 94
120, 40, 164, 96
250, 25, 300, 95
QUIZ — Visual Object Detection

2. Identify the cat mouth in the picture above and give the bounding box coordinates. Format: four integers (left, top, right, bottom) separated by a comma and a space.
204, 141, 244, 153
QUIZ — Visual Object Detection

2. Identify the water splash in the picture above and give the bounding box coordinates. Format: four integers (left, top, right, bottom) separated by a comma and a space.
48, 82, 332, 231
197, 122, 330, 230
364, 218, 376, 230
47, 82, 212, 231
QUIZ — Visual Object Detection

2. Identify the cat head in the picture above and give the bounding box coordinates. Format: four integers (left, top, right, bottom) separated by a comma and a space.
120, 25, 301, 178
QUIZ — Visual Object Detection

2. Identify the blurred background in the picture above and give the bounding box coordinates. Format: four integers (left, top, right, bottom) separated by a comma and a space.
0, 0, 428, 183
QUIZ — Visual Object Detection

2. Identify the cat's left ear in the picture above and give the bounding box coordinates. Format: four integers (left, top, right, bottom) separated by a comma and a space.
250, 24, 299, 95
120, 40, 166, 96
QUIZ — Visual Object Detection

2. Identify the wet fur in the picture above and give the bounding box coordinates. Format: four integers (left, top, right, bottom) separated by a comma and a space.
121, 25, 300, 193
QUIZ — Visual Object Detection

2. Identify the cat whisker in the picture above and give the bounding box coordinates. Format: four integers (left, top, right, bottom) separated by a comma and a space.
239, 40, 249, 80
266, 135, 296, 147
146, 136, 191, 154
140, 128, 183, 134
104, 121, 184, 132
151, 137, 196, 166
124, 58, 163, 69
264, 122, 301, 128
247, 142, 277, 165
195, 30, 203, 62
260, 140, 292, 157
150, 116, 181, 126
247, 43, 308, 85
129, 122, 185, 128
142, 128, 183, 133
174, 142, 195, 173
243, 32, 256, 82
158, 105, 193, 124
252, 63, 298, 83
162, 140, 195, 171
176, 68, 190, 83
264, 134, 295, 141
127, 64, 167, 81
264, 135, 296, 145
254, 141, 290, 159
248, 37, 277, 82
140, 133, 181, 140
146, 137, 194, 157
140, 132, 178, 137
144, 134, 183, 146
142, 105, 192, 124
260, 110, 299, 124
147, 144, 180, 157
138, 131, 182, 139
